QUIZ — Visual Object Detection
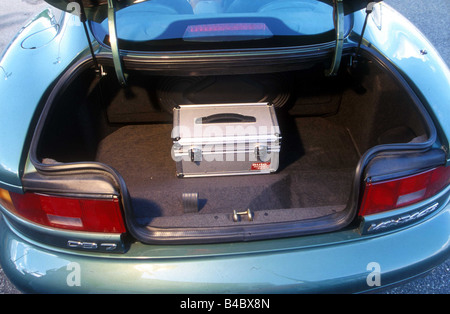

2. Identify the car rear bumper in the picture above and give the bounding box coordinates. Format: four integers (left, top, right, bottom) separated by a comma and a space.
0, 201, 449, 294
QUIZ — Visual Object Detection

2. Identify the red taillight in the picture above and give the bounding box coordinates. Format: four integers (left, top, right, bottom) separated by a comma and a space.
359, 166, 450, 216
7, 192, 126, 233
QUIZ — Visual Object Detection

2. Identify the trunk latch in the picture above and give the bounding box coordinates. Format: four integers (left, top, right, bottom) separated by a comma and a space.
233, 209, 254, 222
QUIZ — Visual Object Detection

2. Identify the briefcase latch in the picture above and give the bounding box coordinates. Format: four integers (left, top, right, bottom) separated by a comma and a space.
254, 144, 270, 162
189, 147, 202, 162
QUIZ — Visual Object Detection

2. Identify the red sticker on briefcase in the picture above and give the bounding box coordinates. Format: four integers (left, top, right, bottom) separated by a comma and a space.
251, 162, 271, 170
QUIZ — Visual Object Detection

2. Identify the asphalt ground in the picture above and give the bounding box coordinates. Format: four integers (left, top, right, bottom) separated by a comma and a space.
0, 0, 448, 294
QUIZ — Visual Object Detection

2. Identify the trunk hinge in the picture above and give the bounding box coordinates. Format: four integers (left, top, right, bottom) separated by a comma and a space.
351, 2, 376, 68
325, 0, 344, 77
75, 0, 104, 77
107, 0, 127, 86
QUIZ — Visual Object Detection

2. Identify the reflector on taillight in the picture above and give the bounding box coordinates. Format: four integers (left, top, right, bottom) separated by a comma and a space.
359, 166, 450, 216
6, 192, 126, 233
0, 188, 14, 210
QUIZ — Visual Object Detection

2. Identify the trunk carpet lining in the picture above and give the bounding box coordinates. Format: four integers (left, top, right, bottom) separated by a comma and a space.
96, 116, 359, 228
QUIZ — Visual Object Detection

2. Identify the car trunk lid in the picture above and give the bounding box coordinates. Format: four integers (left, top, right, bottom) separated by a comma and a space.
44, 0, 382, 85
44, 1, 383, 23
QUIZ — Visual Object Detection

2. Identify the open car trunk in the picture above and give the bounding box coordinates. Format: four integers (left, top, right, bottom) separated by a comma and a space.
30, 54, 436, 243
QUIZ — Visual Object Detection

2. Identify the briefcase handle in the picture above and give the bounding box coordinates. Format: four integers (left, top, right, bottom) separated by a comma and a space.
195, 113, 256, 124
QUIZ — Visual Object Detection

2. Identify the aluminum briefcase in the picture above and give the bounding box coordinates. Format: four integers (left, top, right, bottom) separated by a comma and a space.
171, 103, 281, 177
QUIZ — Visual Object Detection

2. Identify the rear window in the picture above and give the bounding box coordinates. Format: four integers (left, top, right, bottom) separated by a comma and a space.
91, 0, 352, 51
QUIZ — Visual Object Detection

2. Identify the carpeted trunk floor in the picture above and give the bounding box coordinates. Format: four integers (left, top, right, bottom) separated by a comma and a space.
96, 115, 360, 227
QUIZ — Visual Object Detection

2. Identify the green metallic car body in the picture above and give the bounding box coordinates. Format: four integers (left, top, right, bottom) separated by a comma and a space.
0, 0, 449, 294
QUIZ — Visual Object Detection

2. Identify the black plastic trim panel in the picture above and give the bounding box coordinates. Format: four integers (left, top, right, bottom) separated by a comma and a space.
364, 149, 446, 183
